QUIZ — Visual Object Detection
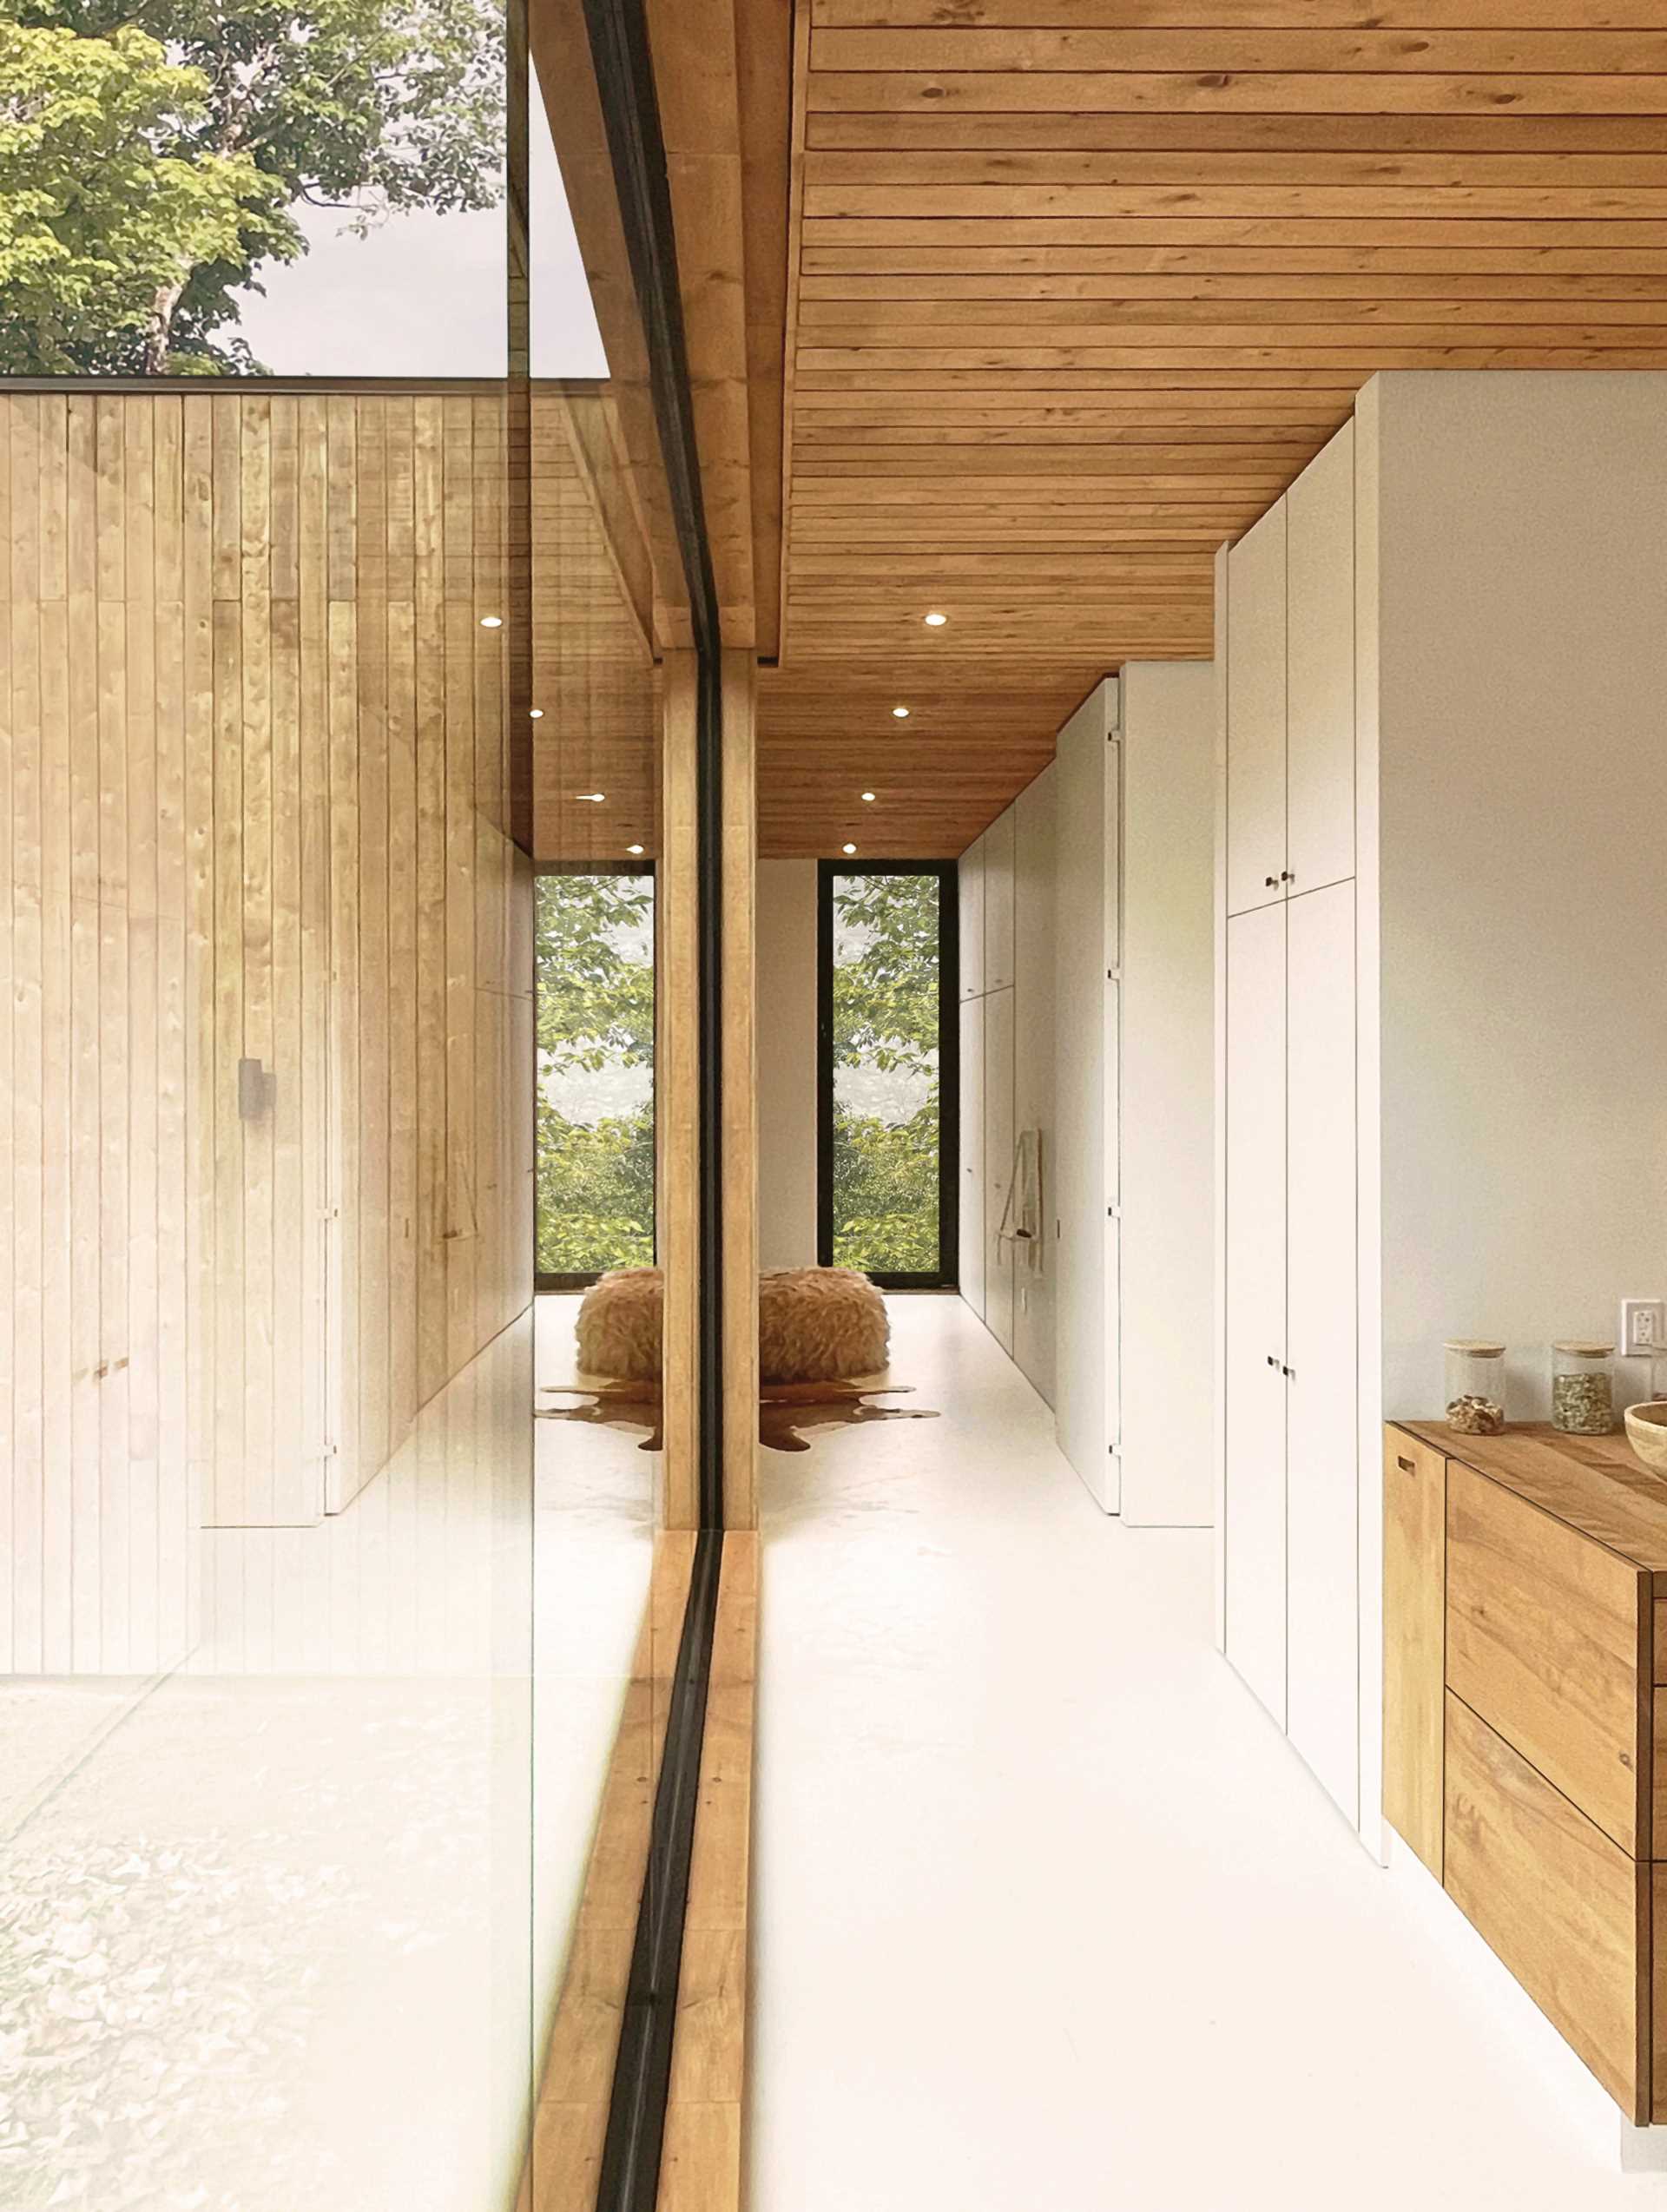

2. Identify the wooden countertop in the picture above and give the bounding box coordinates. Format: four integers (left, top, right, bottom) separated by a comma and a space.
1395, 1419, 1667, 1577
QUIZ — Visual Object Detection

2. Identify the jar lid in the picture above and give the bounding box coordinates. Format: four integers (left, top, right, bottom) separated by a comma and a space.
1553, 1340, 1615, 1357
1445, 1339, 1506, 1357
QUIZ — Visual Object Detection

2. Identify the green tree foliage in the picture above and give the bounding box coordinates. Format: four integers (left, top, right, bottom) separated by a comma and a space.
0, 14, 281, 372
536, 872, 656, 1278
829, 872, 942, 1276
1, 0, 504, 373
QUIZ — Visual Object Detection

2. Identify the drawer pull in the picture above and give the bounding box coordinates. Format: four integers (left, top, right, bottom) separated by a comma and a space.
1396, 1454, 1417, 1474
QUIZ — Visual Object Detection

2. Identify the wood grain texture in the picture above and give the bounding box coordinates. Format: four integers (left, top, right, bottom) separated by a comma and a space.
1383, 1426, 1446, 1878
761, 0, 1667, 853
1445, 1691, 1649, 2122
1401, 1419, 1667, 1574
657, 1531, 756, 2212
659, 654, 701, 1532
721, 655, 760, 1530
2, 391, 536, 1660
527, 1534, 697, 2212
1446, 1457, 1647, 1856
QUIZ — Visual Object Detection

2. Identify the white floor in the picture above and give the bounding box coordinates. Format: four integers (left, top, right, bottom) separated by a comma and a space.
751, 1293, 1667, 2211
0, 1299, 653, 2212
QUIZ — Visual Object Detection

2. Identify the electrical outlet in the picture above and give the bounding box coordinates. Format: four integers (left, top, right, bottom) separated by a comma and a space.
1620, 1299, 1666, 1357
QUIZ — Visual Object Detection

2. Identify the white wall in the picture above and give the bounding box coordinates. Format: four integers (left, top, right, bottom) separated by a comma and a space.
756, 860, 820, 1272
1364, 372, 1667, 1428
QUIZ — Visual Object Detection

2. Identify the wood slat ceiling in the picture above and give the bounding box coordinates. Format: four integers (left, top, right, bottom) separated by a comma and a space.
760, 0, 1667, 857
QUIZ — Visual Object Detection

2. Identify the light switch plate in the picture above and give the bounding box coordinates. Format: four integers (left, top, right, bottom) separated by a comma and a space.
1619, 1298, 1665, 1357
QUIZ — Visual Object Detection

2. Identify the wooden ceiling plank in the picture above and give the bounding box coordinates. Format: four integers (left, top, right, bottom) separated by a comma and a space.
807, 110, 1667, 148
814, 0, 1667, 27
806, 70, 1667, 115
813, 25, 1667, 69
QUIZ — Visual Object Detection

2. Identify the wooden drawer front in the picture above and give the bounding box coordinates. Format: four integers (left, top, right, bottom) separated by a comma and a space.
1383, 1427, 1446, 1876
1446, 1695, 1647, 2122
1446, 1459, 1647, 1855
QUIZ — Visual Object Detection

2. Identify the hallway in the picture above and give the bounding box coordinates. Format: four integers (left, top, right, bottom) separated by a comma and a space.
752, 1295, 1655, 2211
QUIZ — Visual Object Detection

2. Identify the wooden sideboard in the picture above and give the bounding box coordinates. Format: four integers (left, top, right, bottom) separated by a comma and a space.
1385, 1419, 1667, 2123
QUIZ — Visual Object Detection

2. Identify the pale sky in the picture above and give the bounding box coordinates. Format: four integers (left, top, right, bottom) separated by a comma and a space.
234, 88, 608, 379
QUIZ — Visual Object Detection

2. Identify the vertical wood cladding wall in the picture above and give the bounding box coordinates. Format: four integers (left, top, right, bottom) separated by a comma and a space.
1, 390, 535, 1673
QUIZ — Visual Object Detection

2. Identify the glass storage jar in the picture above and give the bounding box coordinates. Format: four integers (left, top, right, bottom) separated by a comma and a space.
1552, 1341, 1617, 1435
1445, 1341, 1506, 1435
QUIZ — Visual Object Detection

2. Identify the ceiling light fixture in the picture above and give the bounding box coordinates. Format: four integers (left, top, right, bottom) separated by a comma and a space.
627, 843, 644, 856
529, 707, 544, 719
923, 611, 947, 628
479, 614, 503, 629
841, 842, 857, 855
577, 792, 606, 803
860, 791, 876, 802
892, 705, 910, 719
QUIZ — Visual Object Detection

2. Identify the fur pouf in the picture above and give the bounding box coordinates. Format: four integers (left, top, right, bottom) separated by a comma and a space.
576, 1267, 664, 1384
574, 1265, 889, 1386
759, 1267, 887, 1384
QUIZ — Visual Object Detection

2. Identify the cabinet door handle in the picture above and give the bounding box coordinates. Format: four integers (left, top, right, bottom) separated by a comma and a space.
1264, 874, 1277, 888
1282, 1365, 1295, 1380
1396, 1454, 1417, 1475
1280, 870, 1295, 884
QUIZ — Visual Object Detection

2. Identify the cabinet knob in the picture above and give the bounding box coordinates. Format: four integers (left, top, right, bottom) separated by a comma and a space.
1281, 870, 1295, 884
1264, 875, 1277, 888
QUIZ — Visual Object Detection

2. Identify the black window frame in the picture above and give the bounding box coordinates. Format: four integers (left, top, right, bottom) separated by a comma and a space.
817, 858, 960, 1292
534, 857, 657, 1294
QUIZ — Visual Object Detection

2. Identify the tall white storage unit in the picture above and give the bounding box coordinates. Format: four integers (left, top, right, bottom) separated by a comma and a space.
959, 774, 1058, 1400
1011, 768, 1058, 1406
1053, 682, 1120, 1506
1217, 374, 1667, 1847
1054, 669, 1216, 1522
1218, 424, 1361, 1807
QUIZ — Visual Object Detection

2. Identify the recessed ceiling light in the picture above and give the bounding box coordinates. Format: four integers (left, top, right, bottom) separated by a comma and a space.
841, 842, 857, 855
627, 843, 644, 856
892, 705, 910, 719
860, 791, 876, 802
479, 615, 503, 629
577, 792, 605, 803
923, 611, 947, 628
529, 707, 544, 719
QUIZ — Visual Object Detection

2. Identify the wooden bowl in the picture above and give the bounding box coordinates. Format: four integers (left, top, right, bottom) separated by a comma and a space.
1624, 1401, 1667, 1476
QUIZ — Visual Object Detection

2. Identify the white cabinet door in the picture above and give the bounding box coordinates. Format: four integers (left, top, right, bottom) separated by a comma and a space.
982, 807, 1016, 993
984, 985, 1016, 1353
1285, 880, 1359, 1822
1225, 500, 1288, 918
959, 993, 985, 1315
1286, 424, 1355, 901
959, 837, 985, 1000
1223, 900, 1288, 1725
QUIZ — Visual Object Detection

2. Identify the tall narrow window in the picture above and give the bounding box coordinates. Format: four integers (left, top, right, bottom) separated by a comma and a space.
818, 862, 959, 1289
537, 866, 656, 1288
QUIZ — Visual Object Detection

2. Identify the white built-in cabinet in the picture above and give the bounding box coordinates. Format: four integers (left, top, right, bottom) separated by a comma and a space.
983, 984, 1016, 1353
1218, 418, 1361, 1826
982, 808, 1015, 994
959, 839, 985, 1000
958, 991, 985, 1315
959, 774, 1051, 1390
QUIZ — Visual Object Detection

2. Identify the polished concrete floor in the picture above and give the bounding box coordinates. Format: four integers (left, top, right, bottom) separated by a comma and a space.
751, 1292, 1664, 2210
0, 1299, 651, 2212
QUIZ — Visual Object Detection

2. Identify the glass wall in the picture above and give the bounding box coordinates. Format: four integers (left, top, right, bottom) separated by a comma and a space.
536, 868, 656, 1283
0, 8, 669, 2204
822, 865, 957, 1287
